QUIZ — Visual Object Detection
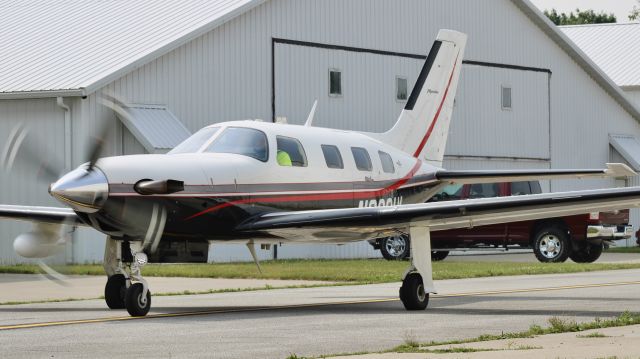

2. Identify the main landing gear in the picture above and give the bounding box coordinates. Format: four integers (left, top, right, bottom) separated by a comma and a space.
399, 224, 435, 310
103, 238, 152, 316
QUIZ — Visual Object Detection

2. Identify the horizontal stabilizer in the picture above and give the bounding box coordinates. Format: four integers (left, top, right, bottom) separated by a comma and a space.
435, 163, 636, 185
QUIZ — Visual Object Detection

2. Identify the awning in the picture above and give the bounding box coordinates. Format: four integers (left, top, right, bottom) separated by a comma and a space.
116, 104, 191, 154
610, 134, 640, 171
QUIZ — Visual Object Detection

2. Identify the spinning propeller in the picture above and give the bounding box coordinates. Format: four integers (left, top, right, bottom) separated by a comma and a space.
1, 93, 171, 283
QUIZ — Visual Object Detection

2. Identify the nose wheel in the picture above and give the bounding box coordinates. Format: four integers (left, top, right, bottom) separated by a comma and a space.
103, 238, 152, 316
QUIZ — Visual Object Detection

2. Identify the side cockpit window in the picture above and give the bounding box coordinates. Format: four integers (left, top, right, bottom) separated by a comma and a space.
351, 147, 372, 171
276, 136, 307, 167
205, 127, 268, 162
378, 151, 395, 173
321, 145, 344, 169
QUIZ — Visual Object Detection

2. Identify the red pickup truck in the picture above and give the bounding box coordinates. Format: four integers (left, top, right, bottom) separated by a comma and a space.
369, 181, 633, 263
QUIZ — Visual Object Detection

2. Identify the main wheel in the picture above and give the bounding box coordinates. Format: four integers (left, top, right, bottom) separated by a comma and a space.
380, 235, 410, 260
532, 226, 571, 263
570, 242, 604, 263
399, 272, 429, 310
431, 251, 449, 261
104, 274, 126, 309
125, 282, 151, 317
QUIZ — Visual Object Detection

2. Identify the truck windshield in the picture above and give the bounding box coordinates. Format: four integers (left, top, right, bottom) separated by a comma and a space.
429, 184, 463, 202
168, 127, 220, 154
204, 127, 269, 162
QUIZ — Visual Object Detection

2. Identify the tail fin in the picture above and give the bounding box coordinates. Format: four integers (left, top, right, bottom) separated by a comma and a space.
370, 30, 467, 167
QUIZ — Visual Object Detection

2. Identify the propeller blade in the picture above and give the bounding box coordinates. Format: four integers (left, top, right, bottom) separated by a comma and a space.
86, 121, 112, 172
142, 203, 167, 254
37, 260, 71, 287
1, 123, 63, 184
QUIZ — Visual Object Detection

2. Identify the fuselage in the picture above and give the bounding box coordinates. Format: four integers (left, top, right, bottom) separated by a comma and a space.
57, 121, 443, 243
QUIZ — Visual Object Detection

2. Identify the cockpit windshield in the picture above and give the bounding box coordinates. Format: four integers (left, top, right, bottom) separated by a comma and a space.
205, 127, 269, 162
168, 127, 220, 154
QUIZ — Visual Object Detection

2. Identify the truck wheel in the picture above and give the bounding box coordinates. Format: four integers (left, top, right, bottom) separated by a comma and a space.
431, 251, 449, 261
570, 242, 603, 263
380, 234, 410, 260
533, 227, 571, 263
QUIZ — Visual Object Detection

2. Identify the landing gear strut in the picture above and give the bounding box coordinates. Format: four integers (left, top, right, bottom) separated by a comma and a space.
399, 224, 435, 311
103, 238, 152, 316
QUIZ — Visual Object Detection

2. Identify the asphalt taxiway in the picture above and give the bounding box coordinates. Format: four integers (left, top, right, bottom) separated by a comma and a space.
2, 266, 640, 358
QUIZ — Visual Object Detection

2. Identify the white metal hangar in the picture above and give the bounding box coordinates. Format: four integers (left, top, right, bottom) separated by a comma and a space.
1, 0, 640, 264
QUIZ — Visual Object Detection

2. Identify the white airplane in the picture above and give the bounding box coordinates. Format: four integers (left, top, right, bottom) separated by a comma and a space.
2, 29, 640, 317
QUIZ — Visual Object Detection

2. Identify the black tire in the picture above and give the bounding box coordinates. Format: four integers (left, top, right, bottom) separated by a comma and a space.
431, 251, 449, 261
380, 235, 410, 260
125, 282, 151, 317
570, 242, 604, 263
104, 274, 126, 309
399, 272, 429, 310
532, 226, 571, 263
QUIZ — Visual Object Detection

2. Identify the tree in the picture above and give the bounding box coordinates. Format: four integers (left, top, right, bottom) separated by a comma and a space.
630, 1, 639, 21
544, 8, 616, 25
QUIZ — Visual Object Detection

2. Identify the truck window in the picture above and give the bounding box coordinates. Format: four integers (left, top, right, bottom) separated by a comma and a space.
429, 183, 463, 202
510, 181, 532, 196
469, 183, 499, 198
529, 181, 542, 194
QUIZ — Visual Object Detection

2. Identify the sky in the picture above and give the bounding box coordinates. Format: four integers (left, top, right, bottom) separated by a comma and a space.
529, 0, 638, 23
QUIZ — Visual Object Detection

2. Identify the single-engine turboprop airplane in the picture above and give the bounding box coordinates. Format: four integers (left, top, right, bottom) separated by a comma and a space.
3, 29, 640, 317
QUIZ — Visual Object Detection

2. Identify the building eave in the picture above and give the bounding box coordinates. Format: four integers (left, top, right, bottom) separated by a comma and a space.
0, 89, 85, 100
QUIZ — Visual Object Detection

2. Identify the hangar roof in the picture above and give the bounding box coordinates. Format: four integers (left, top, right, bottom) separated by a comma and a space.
561, 23, 640, 89
0, 0, 266, 98
0, 0, 638, 121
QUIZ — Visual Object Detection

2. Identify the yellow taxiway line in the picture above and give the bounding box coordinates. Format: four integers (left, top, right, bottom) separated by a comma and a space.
2, 280, 640, 331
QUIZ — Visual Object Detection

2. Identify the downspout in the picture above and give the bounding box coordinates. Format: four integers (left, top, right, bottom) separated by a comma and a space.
56, 97, 73, 264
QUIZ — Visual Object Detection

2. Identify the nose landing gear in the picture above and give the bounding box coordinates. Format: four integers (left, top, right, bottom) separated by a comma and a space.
103, 238, 152, 316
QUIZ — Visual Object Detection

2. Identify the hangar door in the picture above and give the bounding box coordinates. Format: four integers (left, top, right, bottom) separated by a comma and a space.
274, 40, 551, 162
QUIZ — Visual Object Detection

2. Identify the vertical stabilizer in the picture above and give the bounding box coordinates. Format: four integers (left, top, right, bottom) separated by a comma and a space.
369, 30, 467, 167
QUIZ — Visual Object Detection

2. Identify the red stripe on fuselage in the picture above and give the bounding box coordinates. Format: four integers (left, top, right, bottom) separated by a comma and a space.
184, 160, 423, 221
412, 53, 460, 158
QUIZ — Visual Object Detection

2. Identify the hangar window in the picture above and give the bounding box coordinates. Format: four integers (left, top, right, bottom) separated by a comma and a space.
501, 86, 512, 110
321, 145, 344, 169
396, 77, 408, 101
378, 151, 395, 173
329, 69, 342, 96
277, 136, 308, 167
351, 147, 372, 172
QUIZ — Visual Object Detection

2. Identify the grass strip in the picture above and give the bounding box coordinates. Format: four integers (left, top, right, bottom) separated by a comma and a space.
606, 246, 640, 254
3, 259, 640, 283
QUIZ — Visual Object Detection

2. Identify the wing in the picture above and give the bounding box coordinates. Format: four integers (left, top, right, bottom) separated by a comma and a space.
0, 205, 85, 226
436, 163, 636, 184
235, 186, 640, 241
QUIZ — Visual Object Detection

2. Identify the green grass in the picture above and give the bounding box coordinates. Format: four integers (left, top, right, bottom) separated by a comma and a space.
4, 259, 640, 283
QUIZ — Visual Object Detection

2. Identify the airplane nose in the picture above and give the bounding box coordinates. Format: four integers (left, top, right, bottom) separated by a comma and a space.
49, 166, 109, 213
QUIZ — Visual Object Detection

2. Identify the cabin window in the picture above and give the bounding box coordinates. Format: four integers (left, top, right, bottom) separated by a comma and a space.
276, 136, 308, 167
501, 85, 512, 110
169, 126, 219, 154
205, 127, 268, 162
396, 77, 408, 101
321, 145, 344, 169
378, 151, 395, 173
329, 69, 342, 96
351, 147, 372, 171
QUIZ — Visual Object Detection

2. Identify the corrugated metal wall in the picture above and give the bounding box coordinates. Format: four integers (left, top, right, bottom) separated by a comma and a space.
3, 0, 640, 262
